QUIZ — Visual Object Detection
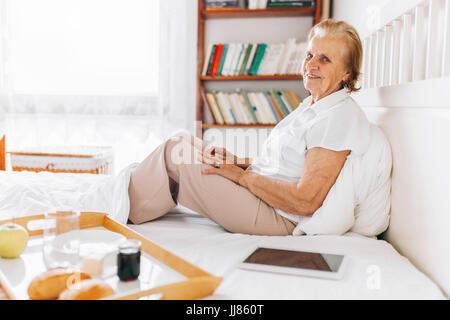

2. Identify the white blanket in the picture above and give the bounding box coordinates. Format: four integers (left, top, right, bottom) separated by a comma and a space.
0, 163, 137, 224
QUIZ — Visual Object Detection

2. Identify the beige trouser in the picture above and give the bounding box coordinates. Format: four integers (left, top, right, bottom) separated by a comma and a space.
128, 133, 296, 236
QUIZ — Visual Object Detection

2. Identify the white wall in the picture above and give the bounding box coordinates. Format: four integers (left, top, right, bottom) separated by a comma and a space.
332, 0, 425, 38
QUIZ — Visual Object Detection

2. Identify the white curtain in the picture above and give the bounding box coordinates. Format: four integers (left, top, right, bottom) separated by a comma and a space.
0, 0, 198, 172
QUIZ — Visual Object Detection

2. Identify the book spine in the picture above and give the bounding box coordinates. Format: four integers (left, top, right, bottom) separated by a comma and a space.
206, 44, 217, 76
237, 90, 254, 124
245, 43, 258, 75
206, 0, 240, 8
240, 90, 259, 123
248, 44, 262, 75
248, 92, 263, 124
219, 91, 236, 124
257, 92, 275, 123
249, 92, 266, 123
229, 43, 242, 76
250, 43, 267, 75
222, 92, 238, 124
233, 93, 248, 124
233, 43, 246, 76
211, 43, 224, 76
202, 44, 214, 76
222, 43, 235, 76
280, 90, 294, 113
267, 91, 284, 120
263, 91, 280, 123
288, 90, 301, 109
201, 89, 217, 124
258, 44, 271, 76
269, 89, 288, 118
217, 44, 229, 76
278, 91, 292, 116
206, 92, 224, 124
214, 92, 231, 124
233, 93, 250, 124
267, 1, 316, 8
239, 44, 253, 75
227, 93, 241, 124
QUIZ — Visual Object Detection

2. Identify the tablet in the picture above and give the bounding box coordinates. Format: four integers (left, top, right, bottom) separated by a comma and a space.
239, 247, 348, 280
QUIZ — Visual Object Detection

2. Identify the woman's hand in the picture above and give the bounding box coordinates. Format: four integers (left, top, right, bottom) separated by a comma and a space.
199, 145, 252, 169
199, 146, 237, 166
201, 163, 247, 185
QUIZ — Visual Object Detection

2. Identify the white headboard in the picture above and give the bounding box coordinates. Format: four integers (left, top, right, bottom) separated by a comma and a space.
352, 0, 450, 298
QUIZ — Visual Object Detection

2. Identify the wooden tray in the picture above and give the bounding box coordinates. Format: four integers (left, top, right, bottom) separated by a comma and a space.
0, 212, 222, 300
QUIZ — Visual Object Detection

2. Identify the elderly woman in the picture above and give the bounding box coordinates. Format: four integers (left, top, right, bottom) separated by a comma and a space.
128, 19, 391, 237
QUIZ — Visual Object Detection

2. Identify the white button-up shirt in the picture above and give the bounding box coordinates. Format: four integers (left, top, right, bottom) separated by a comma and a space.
247, 89, 371, 223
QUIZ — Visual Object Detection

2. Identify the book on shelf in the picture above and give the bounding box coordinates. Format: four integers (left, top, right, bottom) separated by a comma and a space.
222, 43, 235, 76
266, 91, 284, 120
211, 43, 224, 76
203, 89, 301, 125
217, 44, 229, 75
214, 92, 231, 124
239, 89, 258, 123
248, 0, 269, 9
219, 91, 237, 124
206, 44, 217, 76
239, 43, 253, 75
202, 44, 214, 76
203, 40, 306, 76
206, 92, 224, 124
269, 89, 289, 118
249, 43, 267, 75
233, 43, 247, 76
201, 89, 216, 124
263, 91, 281, 122
205, 0, 240, 8
267, 0, 316, 8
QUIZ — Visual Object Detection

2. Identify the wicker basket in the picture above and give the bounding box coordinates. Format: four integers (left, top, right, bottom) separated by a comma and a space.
8, 146, 114, 174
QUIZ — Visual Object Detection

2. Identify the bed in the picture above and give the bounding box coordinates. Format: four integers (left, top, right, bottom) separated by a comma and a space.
1, 0, 449, 300
0, 167, 446, 300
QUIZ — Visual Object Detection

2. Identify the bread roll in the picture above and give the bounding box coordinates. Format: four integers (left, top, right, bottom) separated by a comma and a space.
28, 268, 92, 300
58, 279, 115, 300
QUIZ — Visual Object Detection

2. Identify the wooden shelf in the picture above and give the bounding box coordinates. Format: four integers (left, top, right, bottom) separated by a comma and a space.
202, 124, 276, 129
202, 7, 316, 19
201, 75, 303, 81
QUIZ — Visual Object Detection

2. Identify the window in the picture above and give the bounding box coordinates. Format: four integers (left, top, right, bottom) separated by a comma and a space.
8, 0, 159, 96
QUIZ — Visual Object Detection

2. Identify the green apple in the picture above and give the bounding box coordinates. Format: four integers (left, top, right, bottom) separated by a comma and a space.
0, 223, 29, 259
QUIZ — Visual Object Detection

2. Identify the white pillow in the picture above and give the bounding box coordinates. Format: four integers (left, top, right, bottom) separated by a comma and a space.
293, 124, 392, 237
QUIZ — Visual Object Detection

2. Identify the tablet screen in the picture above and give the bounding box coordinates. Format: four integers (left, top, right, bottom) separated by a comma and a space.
243, 247, 344, 273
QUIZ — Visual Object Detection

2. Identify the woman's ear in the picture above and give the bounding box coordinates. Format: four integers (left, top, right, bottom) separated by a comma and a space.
342, 70, 352, 83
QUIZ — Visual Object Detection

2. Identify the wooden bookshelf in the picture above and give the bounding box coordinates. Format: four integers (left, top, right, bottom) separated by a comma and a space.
202, 7, 317, 19
196, 0, 322, 137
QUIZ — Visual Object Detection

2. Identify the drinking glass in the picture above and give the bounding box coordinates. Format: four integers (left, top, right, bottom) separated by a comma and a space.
42, 211, 80, 269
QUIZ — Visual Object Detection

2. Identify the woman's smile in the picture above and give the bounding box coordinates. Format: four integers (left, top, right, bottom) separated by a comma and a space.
305, 73, 322, 80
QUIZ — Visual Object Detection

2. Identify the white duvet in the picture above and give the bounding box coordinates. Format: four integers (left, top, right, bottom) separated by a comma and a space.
0, 163, 137, 223
0, 165, 445, 299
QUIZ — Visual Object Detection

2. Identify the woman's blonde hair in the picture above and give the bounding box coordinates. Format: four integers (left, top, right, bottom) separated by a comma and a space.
308, 19, 363, 93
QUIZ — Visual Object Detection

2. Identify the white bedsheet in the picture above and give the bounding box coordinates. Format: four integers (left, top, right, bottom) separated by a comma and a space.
130, 209, 445, 300
0, 169, 445, 299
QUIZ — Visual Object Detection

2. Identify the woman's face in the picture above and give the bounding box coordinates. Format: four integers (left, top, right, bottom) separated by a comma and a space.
302, 35, 351, 102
